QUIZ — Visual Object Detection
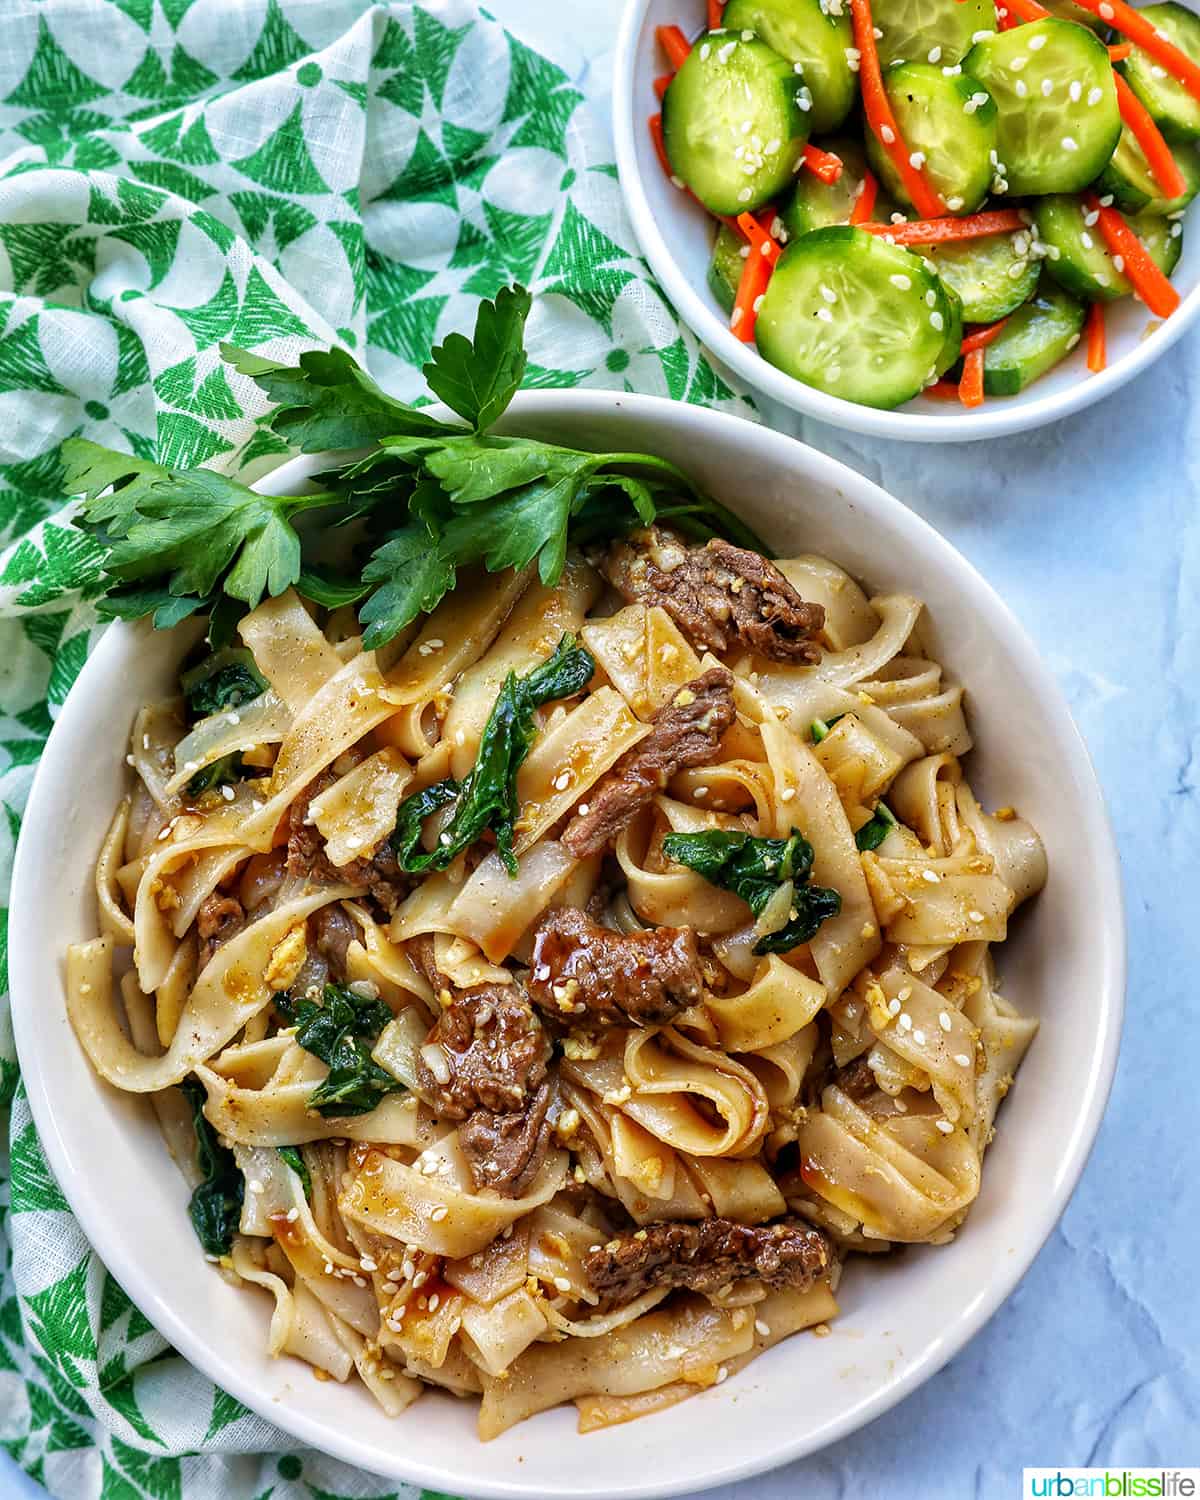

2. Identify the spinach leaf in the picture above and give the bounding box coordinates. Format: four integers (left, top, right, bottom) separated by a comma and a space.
181, 647, 268, 719
179, 1077, 243, 1257
854, 802, 898, 852
187, 751, 244, 798
277, 1146, 312, 1200
660, 828, 842, 954
274, 983, 404, 1118
390, 634, 594, 877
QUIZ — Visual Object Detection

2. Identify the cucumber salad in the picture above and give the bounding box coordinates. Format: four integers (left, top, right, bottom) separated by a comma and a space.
650, 0, 1200, 409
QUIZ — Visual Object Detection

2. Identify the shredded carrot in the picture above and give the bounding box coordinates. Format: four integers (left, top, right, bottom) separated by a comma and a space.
655, 24, 692, 72
847, 0, 947, 217
1067, 0, 1200, 104
850, 169, 879, 225
653, 72, 672, 102
859, 209, 1027, 243
648, 113, 680, 187
959, 348, 986, 407
996, 4, 1019, 28
737, 210, 782, 265
1108, 42, 1133, 61
924, 380, 962, 399
1084, 191, 1182, 317
731, 237, 774, 342
1000, 0, 1049, 21
1086, 301, 1107, 372
707, 0, 725, 27
1114, 73, 1188, 199
802, 143, 844, 185
960, 317, 1010, 353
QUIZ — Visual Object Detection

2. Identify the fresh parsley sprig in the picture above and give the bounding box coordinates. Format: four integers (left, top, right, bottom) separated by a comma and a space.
66, 283, 771, 650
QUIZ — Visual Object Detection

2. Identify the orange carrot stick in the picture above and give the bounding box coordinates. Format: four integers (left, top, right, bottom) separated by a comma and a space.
1114, 73, 1188, 199
736, 210, 782, 264
996, 4, 1019, 28
648, 113, 681, 186
960, 317, 1010, 352
959, 347, 986, 407
1084, 191, 1181, 317
731, 240, 774, 342
1108, 43, 1132, 60
802, 143, 844, 184
653, 72, 672, 102
848, 0, 947, 217
655, 24, 692, 72
859, 209, 1027, 243
924, 380, 962, 399
1086, 301, 1107, 372
1000, 0, 1049, 20
1066, 0, 1200, 103
850, 169, 879, 225
708, 0, 725, 27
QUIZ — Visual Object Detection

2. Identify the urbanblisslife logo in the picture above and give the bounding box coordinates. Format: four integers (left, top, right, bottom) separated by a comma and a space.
1024, 1472, 1200, 1497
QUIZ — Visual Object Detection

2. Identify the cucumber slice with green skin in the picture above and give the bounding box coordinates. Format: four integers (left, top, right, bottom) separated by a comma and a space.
965, 19, 1120, 195
872, 0, 997, 70
755, 225, 959, 407
709, 224, 749, 314
663, 33, 810, 216
934, 281, 966, 375
973, 277, 1085, 394
1035, 193, 1183, 299
1118, 3, 1200, 144
722, 0, 856, 134
1094, 126, 1200, 213
925, 229, 1040, 321
779, 137, 904, 233
864, 62, 998, 215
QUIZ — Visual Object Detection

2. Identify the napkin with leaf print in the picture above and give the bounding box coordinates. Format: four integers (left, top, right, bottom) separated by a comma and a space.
0, 1, 751, 1495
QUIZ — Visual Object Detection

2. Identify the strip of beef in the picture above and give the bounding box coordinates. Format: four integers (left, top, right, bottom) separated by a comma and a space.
286, 768, 408, 914
412, 940, 554, 1197
529, 906, 703, 1027
459, 1079, 554, 1198
196, 892, 244, 969
308, 904, 361, 981
583, 1217, 832, 1308
602, 526, 825, 664
563, 666, 736, 858
832, 1056, 878, 1101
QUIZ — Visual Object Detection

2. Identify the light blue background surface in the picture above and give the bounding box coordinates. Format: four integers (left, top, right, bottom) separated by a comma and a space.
2, 4, 1197, 1495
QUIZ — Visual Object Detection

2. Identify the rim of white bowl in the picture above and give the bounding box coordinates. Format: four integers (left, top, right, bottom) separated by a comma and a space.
11, 390, 1126, 1496
612, 0, 1200, 443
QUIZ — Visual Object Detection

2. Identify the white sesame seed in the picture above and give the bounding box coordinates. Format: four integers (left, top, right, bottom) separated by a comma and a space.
898, 1012, 913, 1031
1041, 78, 1053, 96
430, 1205, 448, 1222
1061, 136, 1078, 152
755, 1318, 771, 1337
716, 1366, 729, 1384
925, 288, 937, 307
1010, 54, 1027, 70
909, 150, 926, 169
780, 785, 797, 800
922, 868, 940, 883
1100, 194, 1113, 207
881, 124, 895, 144
929, 310, 944, 331
888, 997, 902, 1016
1099, 2, 1113, 16
1028, 32, 1046, 49
360, 1257, 377, 1272
968, 909, 985, 922
935, 1118, 955, 1134
752, 293, 765, 313
553, 1275, 572, 1293
972, 28, 994, 41
285, 1207, 298, 1223
1068, 80, 1082, 102
947, 195, 964, 211
1015, 78, 1028, 96
737, 187, 753, 203
889, 273, 913, 290
1171, 222, 1183, 237
912, 1028, 926, 1045
700, 42, 711, 60
939, 1011, 953, 1032
1081, 231, 1094, 250
816, 306, 834, 322
1113, 254, 1125, 273
765, 137, 781, 155
928, 45, 942, 61
954, 1053, 972, 1067
1087, 86, 1103, 106
248, 1179, 264, 1195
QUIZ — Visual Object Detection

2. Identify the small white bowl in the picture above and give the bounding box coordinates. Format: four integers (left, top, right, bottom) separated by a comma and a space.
613, 0, 1200, 441
11, 391, 1124, 1497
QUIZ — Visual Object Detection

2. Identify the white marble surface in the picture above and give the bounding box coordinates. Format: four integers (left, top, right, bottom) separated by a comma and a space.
3, 4, 1196, 1496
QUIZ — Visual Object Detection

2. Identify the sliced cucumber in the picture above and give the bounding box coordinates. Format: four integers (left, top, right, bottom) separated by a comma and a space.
934, 280, 966, 374
1040, 0, 1106, 33
755, 225, 960, 407
779, 137, 904, 233
1095, 127, 1200, 215
723, 0, 856, 134
709, 223, 749, 313
865, 62, 998, 214
871, 0, 997, 70
965, 19, 1120, 195
1034, 193, 1182, 299
663, 33, 810, 216
926, 229, 1040, 321
975, 277, 1085, 394
1118, 3, 1200, 144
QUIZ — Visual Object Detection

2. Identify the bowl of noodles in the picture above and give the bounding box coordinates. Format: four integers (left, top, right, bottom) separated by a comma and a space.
10, 389, 1123, 1498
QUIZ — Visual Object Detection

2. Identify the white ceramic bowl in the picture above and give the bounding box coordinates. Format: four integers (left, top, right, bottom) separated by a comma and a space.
612, 0, 1200, 441
12, 391, 1124, 1497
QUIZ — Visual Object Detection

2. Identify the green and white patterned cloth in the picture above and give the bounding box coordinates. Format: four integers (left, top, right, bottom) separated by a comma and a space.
0, 2, 752, 1494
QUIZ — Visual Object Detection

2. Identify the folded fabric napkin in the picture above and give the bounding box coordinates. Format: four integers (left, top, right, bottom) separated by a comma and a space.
0, 1, 752, 1494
